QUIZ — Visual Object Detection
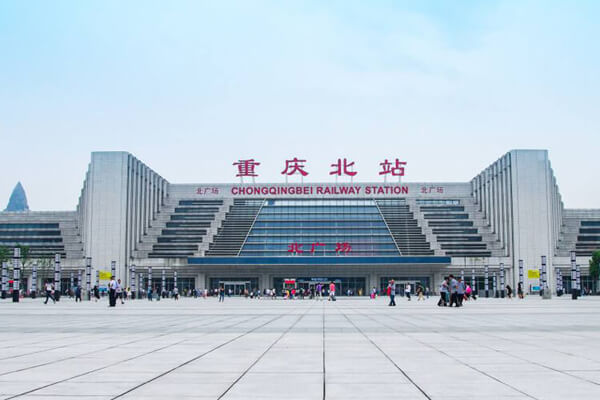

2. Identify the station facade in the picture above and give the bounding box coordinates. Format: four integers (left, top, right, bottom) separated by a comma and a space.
1, 149, 599, 295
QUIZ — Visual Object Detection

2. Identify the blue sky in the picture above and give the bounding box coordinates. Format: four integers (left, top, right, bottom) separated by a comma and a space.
0, 0, 598, 210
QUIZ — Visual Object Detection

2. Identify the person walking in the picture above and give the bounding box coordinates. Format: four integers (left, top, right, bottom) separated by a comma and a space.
506, 285, 513, 299
405, 283, 411, 301
449, 275, 459, 307
388, 280, 396, 306
417, 285, 424, 301
465, 284, 472, 300
438, 278, 448, 307
75, 285, 82, 302
93, 285, 100, 302
173, 287, 179, 300
108, 276, 117, 307
457, 278, 465, 307
116, 279, 124, 305
328, 281, 336, 301
218, 286, 225, 302
44, 281, 56, 304
517, 282, 524, 299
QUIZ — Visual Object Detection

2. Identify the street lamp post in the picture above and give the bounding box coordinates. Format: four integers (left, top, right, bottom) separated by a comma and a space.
31, 262, 37, 299
131, 265, 136, 300
570, 251, 577, 300
1, 261, 7, 299
499, 263, 505, 298
85, 257, 91, 300
12, 247, 21, 302
518, 259, 524, 296
54, 254, 61, 301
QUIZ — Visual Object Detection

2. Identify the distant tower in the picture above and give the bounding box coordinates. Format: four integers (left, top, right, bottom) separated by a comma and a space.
4, 182, 29, 212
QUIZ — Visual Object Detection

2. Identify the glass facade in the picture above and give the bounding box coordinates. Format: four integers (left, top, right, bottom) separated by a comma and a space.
379, 276, 431, 294
273, 277, 366, 296
239, 199, 400, 257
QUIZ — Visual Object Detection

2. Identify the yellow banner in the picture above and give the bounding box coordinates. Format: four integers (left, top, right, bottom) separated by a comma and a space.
98, 270, 112, 280
527, 270, 540, 279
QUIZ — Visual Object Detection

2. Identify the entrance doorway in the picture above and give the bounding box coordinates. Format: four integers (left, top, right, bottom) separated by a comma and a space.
395, 281, 418, 295
273, 277, 365, 296
297, 279, 341, 295
220, 281, 250, 296
380, 277, 431, 296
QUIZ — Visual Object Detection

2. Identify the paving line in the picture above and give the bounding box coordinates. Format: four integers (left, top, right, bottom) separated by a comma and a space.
0, 313, 222, 378
216, 305, 315, 399
109, 313, 287, 399
406, 309, 600, 387
350, 307, 538, 400
0, 311, 193, 365
336, 306, 432, 400
2, 314, 259, 400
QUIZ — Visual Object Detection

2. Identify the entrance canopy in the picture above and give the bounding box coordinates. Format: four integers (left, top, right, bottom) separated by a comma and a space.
187, 256, 451, 265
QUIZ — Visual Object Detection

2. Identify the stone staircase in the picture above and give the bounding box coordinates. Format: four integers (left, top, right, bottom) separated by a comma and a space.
376, 200, 434, 256
134, 198, 231, 258
409, 197, 503, 258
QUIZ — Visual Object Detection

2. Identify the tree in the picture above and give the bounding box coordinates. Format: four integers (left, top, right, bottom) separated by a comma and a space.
0, 246, 9, 263
16, 245, 30, 266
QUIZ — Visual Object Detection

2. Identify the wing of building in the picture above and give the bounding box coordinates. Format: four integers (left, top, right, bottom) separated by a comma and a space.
1, 150, 599, 295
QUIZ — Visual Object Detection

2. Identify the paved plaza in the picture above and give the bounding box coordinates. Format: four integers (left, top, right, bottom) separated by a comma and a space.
0, 296, 599, 399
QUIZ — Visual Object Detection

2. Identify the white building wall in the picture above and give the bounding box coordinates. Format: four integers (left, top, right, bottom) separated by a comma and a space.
471, 150, 563, 291
78, 152, 168, 282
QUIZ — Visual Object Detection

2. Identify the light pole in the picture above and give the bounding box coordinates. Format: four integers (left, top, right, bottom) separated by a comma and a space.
570, 251, 577, 300
518, 259, 524, 297
85, 257, 91, 300
499, 263, 505, 298
12, 247, 21, 303
54, 253, 61, 301
31, 262, 37, 299
1, 261, 7, 299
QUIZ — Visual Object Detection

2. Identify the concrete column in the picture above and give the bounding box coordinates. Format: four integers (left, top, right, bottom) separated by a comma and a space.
484, 265, 489, 298
259, 274, 269, 291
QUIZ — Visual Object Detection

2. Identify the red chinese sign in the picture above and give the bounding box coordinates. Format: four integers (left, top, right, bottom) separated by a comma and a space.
379, 159, 406, 176
233, 159, 260, 177
330, 158, 357, 177
288, 242, 351, 254
281, 158, 309, 176
232, 158, 407, 179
